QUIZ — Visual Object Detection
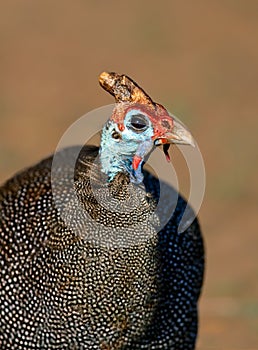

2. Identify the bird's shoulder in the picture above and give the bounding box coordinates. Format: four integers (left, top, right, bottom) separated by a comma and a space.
0, 145, 97, 198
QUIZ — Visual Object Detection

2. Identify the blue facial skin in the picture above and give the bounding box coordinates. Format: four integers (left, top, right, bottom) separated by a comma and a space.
99, 109, 155, 184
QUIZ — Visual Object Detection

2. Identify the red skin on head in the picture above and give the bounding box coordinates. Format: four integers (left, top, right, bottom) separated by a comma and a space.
111, 103, 174, 140
110, 103, 174, 170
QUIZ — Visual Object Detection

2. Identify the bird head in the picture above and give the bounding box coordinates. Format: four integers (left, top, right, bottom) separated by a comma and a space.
99, 72, 194, 183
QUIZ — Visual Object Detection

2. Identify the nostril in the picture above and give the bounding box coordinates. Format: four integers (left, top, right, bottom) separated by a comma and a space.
161, 120, 172, 129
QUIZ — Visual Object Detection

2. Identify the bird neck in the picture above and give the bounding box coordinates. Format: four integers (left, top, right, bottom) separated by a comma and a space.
99, 124, 144, 184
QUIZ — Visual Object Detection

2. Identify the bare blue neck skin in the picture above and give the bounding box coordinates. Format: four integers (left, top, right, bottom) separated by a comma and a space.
99, 119, 154, 184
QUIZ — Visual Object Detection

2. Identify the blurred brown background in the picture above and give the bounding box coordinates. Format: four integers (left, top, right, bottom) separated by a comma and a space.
0, 1, 258, 348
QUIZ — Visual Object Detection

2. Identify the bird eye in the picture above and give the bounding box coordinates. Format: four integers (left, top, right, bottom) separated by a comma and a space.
129, 114, 148, 132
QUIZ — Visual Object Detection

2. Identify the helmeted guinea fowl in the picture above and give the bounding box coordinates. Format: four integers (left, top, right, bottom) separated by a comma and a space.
0, 72, 204, 349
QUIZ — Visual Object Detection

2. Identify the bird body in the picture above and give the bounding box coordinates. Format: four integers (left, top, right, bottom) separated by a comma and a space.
0, 73, 204, 349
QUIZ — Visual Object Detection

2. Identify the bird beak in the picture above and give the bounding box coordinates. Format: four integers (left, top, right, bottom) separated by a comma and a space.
153, 118, 195, 162
154, 118, 195, 147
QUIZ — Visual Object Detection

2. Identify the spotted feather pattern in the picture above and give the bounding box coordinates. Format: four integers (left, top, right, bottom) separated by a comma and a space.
0, 145, 204, 349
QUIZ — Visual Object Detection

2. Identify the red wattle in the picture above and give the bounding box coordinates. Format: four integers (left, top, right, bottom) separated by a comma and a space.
165, 153, 171, 162
132, 156, 142, 170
